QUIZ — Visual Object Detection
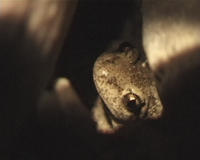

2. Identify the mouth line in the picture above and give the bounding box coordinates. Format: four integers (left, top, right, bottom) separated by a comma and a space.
102, 103, 138, 125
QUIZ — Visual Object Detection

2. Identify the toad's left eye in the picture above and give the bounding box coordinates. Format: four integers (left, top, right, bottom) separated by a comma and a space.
123, 93, 144, 116
118, 42, 133, 52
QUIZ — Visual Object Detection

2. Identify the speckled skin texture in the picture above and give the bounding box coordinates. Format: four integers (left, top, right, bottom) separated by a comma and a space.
93, 44, 163, 133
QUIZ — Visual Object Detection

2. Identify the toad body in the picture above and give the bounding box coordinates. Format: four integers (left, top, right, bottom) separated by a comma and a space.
93, 43, 163, 133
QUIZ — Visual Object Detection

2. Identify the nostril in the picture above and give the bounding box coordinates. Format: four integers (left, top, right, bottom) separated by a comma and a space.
123, 93, 143, 116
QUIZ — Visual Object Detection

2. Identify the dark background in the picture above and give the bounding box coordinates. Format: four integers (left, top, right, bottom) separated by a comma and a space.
54, 0, 142, 108
3, 1, 199, 159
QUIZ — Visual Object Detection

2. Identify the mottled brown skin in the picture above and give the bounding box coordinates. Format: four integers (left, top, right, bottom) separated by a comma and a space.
93, 44, 163, 133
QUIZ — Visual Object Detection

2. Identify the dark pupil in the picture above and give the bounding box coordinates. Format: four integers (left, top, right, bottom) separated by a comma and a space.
127, 99, 141, 116
127, 99, 136, 108
123, 93, 143, 116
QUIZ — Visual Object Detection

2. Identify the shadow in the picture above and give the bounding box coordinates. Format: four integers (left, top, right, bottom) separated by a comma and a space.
0, 15, 104, 160
2, 1, 194, 160
154, 47, 200, 159
54, 0, 142, 108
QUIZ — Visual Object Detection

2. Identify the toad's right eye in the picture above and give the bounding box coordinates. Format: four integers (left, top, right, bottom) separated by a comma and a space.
123, 93, 144, 116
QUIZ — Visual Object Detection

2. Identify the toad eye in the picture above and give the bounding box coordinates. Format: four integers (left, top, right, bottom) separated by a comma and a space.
118, 42, 133, 52
118, 42, 140, 64
123, 93, 144, 116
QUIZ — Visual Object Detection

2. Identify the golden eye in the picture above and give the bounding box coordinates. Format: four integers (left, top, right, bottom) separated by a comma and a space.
123, 93, 144, 116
